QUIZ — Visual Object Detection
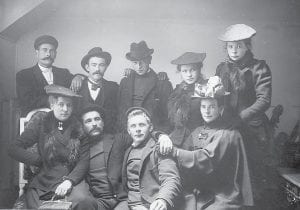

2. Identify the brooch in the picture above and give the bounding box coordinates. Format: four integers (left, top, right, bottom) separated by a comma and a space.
58, 122, 63, 131
198, 132, 208, 141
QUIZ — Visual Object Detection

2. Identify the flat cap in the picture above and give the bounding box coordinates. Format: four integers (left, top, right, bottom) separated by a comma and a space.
78, 103, 105, 120
45, 85, 82, 98
126, 107, 152, 120
171, 52, 206, 65
34, 35, 58, 50
218, 24, 256, 42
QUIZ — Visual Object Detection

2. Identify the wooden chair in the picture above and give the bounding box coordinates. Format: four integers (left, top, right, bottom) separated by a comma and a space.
18, 108, 50, 196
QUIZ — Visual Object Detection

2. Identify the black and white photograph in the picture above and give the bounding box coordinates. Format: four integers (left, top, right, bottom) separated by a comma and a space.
0, 0, 299, 209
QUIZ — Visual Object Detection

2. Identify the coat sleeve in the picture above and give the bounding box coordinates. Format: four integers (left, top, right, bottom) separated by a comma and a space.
156, 80, 173, 133
66, 137, 90, 185
239, 61, 272, 122
8, 112, 45, 166
176, 130, 234, 175
156, 155, 182, 207
16, 71, 48, 114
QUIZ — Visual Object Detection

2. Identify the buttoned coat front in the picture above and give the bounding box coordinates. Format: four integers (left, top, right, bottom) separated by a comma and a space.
16, 64, 74, 116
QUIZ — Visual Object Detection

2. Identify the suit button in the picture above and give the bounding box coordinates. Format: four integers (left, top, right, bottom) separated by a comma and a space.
113, 194, 117, 198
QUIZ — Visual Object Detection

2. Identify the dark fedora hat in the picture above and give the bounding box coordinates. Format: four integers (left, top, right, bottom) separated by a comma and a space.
126, 41, 154, 61
45, 84, 82, 98
81, 47, 112, 72
78, 103, 106, 120
171, 52, 206, 65
34, 35, 58, 50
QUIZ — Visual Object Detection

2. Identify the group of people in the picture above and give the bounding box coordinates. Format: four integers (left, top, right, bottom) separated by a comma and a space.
9, 23, 272, 210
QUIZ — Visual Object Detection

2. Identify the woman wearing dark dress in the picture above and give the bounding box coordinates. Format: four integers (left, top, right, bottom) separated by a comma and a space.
9, 85, 94, 209
216, 24, 272, 208
168, 52, 207, 147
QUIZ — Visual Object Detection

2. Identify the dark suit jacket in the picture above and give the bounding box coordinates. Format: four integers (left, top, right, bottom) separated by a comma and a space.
117, 69, 173, 133
16, 64, 74, 116
121, 138, 182, 208
88, 133, 131, 201
77, 79, 119, 134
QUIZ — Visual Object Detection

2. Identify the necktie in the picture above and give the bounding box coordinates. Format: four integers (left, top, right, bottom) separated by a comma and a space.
88, 80, 102, 90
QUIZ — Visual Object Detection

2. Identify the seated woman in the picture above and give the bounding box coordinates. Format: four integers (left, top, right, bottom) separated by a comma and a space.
9, 85, 93, 209
170, 76, 253, 210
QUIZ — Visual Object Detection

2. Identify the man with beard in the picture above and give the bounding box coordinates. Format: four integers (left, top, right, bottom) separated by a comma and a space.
16, 35, 84, 116
77, 47, 119, 134
79, 104, 174, 210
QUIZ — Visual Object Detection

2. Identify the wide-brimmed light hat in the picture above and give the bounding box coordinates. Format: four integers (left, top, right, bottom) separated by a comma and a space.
45, 85, 82, 98
218, 24, 256, 42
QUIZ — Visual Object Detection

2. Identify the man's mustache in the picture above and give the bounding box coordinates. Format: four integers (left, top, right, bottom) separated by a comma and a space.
93, 71, 103, 76
89, 127, 102, 134
42, 57, 53, 61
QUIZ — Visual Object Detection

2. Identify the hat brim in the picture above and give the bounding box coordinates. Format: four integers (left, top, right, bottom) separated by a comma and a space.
81, 52, 112, 72
125, 49, 154, 61
45, 85, 82, 98
191, 91, 230, 99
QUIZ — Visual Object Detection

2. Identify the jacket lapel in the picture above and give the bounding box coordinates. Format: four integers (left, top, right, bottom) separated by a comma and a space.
33, 64, 48, 86
122, 146, 133, 191
103, 135, 114, 165
138, 138, 156, 176
95, 79, 107, 106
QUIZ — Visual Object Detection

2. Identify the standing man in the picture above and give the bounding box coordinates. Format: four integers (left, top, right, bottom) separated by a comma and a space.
16, 35, 84, 116
117, 41, 173, 133
77, 47, 119, 134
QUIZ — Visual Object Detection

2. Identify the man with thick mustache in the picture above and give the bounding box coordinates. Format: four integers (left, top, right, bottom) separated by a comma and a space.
79, 104, 174, 210
77, 47, 119, 134
16, 35, 84, 116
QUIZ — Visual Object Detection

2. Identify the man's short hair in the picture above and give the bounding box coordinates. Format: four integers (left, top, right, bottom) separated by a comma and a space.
126, 107, 153, 128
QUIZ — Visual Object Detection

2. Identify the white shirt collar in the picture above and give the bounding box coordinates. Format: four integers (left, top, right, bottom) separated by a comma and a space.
38, 64, 52, 73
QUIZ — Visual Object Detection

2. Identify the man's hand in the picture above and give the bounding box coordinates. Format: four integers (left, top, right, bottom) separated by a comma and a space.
150, 199, 168, 210
123, 68, 134, 77
55, 180, 72, 197
157, 72, 168, 81
157, 134, 173, 155
70, 75, 84, 92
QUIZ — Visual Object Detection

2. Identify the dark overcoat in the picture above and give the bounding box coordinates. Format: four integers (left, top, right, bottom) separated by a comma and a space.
77, 79, 119, 133
16, 64, 74, 116
117, 69, 173, 133
176, 118, 253, 209
121, 138, 182, 208
9, 111, 89, 197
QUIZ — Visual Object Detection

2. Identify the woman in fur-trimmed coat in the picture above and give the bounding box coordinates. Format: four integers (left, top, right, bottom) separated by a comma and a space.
9, 85, 93, 209
168, 52, 207, 147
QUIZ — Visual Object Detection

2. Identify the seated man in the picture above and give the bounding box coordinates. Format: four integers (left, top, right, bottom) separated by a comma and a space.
170, 76, 254, 209
79, 104, 175, 210
120, 107, 182, 210
9, 85, 92, 209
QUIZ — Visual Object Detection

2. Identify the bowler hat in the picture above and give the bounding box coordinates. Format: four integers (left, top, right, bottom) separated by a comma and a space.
192, 76, 230, 99
45, 85, 82, 98
34, 35, 58, 50
126, 107, 152, 120
78, 103, 105, 120
171, 52, 206, 65
81, 47, 112, 72
126, 41, 154, 61
218, 24, 256, 42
